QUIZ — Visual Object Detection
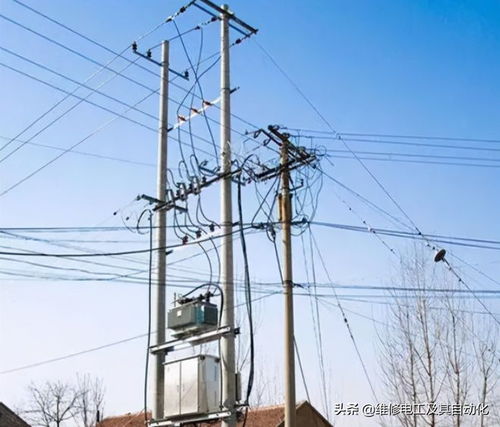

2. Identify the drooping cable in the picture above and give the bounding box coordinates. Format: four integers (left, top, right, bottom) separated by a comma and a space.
237, 179, 255, 412
144, 211, 153, 423
309, 228, 380, 403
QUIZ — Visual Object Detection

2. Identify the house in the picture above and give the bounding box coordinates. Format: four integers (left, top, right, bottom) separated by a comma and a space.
97, 411, 150, 427
0, 402, 31, 427
98, 401, 332, 427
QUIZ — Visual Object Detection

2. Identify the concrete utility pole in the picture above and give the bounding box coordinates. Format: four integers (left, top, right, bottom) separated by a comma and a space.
153, 40, 169, 420
219, 4, 236, 427
279, 137, 296, 427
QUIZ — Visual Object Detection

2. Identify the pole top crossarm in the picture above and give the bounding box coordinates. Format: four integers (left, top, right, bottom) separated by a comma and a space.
194, 0, 258, 37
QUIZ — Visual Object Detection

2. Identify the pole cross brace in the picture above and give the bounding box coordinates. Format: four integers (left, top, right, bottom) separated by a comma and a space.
150, 326, 240, 355
149, 410, 233, 426
131, 44, 189, 80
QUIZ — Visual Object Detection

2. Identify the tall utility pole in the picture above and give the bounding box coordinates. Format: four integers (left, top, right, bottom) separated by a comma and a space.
153, 40, 169, 421
219, 4, 236, 427
279, 137, 296, 427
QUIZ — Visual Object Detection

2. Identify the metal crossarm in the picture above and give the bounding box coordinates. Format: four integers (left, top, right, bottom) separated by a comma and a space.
150, 410, 232, 426
150, 326, 239, 355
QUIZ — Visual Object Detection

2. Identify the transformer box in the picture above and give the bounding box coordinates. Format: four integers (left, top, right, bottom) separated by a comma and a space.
164, 354, 220, 419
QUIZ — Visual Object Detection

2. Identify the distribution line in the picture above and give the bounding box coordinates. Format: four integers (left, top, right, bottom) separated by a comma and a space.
303, 231, 330, 417
327, 153, 500, 169
0, 225, 257, 257
253, 36, 500, 329
8, 0, 196, 79
0, 11, 167, 155
0, 59, 218, 163
0, 12, 269, 181
0, 13, 166, 94
0, 292, 279, 375
0, 88, 157, 197
0, 49, 137, 157
309, 229, 380, 403
315, 166, 397, 256
329, 136, 500, 153
0, 46, 157, 121
0, 221, 283, 233
310, 221, 500, 251
315, 296, 500, 364
325, 148, 500, 164
60, 0, 256, 132
0, 52, 259, 179
336, 296, 500, 317
2, 3, 258, 147
285, 127, 500, 145
0, 60, 158, 133
0, 136, 156, 168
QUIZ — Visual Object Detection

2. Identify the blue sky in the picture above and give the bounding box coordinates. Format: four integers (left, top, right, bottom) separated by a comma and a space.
1, 1, 500, 426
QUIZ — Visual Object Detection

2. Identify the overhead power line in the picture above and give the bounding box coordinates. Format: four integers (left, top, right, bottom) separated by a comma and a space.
0, 292, 276, 375
327, 154, 500, 169
0, 225, 257, 257
285, 128, 500, 145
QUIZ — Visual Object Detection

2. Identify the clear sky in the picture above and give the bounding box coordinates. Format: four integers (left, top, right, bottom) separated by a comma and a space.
1, 1, 500, 426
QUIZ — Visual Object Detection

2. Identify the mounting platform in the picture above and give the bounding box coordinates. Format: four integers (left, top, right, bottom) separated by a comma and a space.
150, 410, 232, 427
150, 326, 239, 355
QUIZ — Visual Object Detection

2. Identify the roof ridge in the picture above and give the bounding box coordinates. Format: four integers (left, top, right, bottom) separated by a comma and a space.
101, 410, 148, 419
249, 403, 285, 411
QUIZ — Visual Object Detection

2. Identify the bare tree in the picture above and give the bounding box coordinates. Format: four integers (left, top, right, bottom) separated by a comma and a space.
23, 380, 79, 427
441, 292, 470, 427
76, 374, 105, 427
472, 320, 499, 427
379, 247, 500, 427
380, 251, 446, 427
20, 375, 105, 427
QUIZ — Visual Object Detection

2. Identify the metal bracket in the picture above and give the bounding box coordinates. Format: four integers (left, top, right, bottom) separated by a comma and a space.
131, 43, 189, 80
194, 0, 258, 37
150, 410, 232, 426
150, 326, 240, 355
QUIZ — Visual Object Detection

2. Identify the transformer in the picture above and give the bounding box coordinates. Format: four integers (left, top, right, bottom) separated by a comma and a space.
164, 354, 220, 419
167, 299, 218, 339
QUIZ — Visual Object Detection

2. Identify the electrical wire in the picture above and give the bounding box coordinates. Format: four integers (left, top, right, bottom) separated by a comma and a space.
0, 292, 277, 375
284, 128, 500, 145
0, 225, 257, 257
309, 229, 380, 403
307, 229, 330, 418
143, 212, 153, 423
0, 88, 158, 197
237, 178, 255, 412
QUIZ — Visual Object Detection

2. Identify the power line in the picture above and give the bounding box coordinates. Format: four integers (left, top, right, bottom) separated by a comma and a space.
0, 292, 277, 375
0, 221, 281, 234
0, 226, 255, 257
327, 154, 500, 169
326, 148, 500, 164
310, 221, 500, 251
0, 60, 158, 134
0, 46, 157, 121
0, 13, 164, 94
8, 0, 195, 79
286, 128, 500, 145
315, 136, 500, 153
0, 89, 157, 197
0, 59, 218, 164
254, 40, 500, 331
0, 135, 156, 168
309, 229, 380, 403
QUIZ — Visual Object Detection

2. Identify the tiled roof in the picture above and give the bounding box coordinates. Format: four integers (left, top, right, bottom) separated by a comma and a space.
97, 411, 150, 427
199, 403, 285, 427
0, 402, 31, 427
98, 401, 332, 427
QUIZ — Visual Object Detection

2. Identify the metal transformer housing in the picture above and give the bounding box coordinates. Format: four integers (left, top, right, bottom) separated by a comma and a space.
167, 300, 218, 339
163, 354, 220, 419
